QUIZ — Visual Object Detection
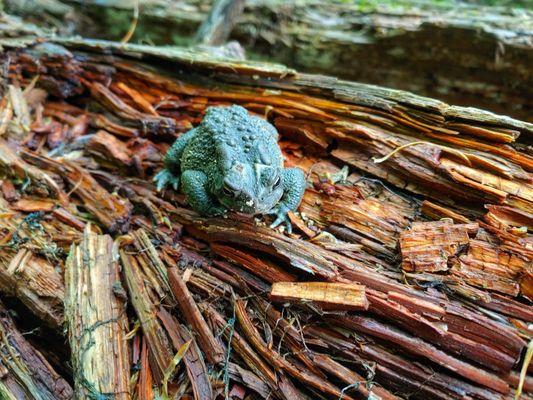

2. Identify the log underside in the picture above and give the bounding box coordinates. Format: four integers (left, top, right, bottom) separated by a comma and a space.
0, 32, 531, 399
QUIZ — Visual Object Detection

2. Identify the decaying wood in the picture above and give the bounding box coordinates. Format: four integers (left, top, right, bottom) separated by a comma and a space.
270, 281, 368, 311
0, 248, 64, 328
64, 225, 130, 399
332, 314, 510, 393
234, 298, 356, 400
0, 299, 72, 399
211, 243, 297, 283
420, 200, 472, 224
454, 238, 530, 296
21, 151, 132, 233
0, 195, 78, 328
173, 207, 526, 372
0, 139, 67, 204
158, 308, 214, 400
136, 337, 154, 400
306, 324, 505, 400
119, 241, 174, 383
167, 266, 224, 365
399, 220, 478, 272
0, 30, 530, 399
400, 219, 532, 299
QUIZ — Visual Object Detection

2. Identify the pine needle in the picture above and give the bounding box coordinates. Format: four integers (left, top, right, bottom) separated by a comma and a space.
124, 320, 140, 340
373, 140, 472, 166
515, 339, 533, 400
161, 339, 191, 399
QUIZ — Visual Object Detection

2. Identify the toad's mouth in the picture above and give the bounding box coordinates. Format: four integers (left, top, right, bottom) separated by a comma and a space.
230, 207, 262, 216
220, 192, 283, 216
228, 204, 272, 216
233, 211, 256, 217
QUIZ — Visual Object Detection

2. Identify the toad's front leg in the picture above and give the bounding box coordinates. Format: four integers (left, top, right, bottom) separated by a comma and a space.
154, 128, 198, 191
181, 170, 227, 217
269, 167, 306, 233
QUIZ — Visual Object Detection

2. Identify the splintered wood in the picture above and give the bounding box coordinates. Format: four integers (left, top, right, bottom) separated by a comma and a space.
64, 226, 130, 399
270, 282, 368, 310
399, 220, 478, 272
454, 239, 530, 296
0, 37, 531, 400
0, 300, 72, 399
0, 248, 64, 328
400, 219, 532, 299
167, 267, 225, 364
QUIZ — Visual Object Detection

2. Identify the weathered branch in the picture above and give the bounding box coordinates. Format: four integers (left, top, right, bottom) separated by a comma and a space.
8, 1, 531, 118
194, 0, 245, 46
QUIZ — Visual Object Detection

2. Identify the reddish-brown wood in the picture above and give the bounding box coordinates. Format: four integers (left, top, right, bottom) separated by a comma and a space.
167, 267, 225, 365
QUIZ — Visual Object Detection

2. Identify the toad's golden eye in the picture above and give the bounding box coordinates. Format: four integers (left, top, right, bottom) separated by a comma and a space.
223, 184, 239, 198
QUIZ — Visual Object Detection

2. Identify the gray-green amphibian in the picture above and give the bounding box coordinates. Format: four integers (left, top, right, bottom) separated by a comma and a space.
154, 105, 306, 232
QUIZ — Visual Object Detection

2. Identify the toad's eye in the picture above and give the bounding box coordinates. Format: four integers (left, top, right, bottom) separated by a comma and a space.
222, 186, 233, 196
222, 185, 238, 198
272, 176, 281, 189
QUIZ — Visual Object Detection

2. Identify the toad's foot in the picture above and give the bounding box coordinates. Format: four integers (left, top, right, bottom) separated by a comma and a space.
268, 204, 292, 234
154, 169, 180, 191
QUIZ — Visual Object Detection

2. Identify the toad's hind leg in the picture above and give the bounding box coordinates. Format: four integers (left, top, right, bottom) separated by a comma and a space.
154, 128, 197, 191
181, 170, 226, 217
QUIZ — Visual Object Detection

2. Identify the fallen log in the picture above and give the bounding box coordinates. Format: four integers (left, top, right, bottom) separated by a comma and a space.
0, 26, 530, 399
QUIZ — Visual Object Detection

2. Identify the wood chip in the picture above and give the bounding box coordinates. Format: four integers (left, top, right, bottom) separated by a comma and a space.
270, 281, 368, 311
400, 220, 478, 272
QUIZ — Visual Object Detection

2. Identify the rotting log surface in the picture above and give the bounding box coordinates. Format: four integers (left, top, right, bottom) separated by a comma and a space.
0, 32, 530, 399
